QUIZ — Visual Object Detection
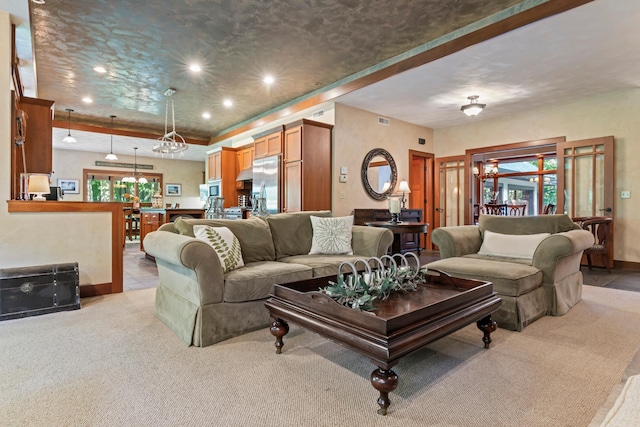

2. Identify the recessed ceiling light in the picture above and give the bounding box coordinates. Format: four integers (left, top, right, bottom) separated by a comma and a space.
202, 112, 211, 119
82, 97, 93, 103
223, 99, 233, 107
93, 66, 107, 73
189, 64, 202, 72
263, 75, 275, 85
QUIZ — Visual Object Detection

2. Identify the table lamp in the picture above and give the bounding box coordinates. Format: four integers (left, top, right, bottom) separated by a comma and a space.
398, 180, 411, 209
28, 174, 50, 201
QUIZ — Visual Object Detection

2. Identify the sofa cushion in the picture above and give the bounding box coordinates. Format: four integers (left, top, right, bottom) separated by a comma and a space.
193, 225, 244, 273
478, 230, 550, 260
309, 215, 354, 255
267, 211, 333, 259
478, 214, 577, 236
278, 254, 368, 278
223, 261, 313, 302
174, 217, 276, 263
426, 257, 543, 297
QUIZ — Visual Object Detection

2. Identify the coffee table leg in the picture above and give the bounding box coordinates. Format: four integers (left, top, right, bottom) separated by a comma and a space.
476, 316, 497, 349
270, 319, 289, 354
370, 368, 398, 415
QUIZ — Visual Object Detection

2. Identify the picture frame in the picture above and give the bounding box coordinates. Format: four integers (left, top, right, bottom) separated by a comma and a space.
165, 183, 182, 196
57, 179, 80, 194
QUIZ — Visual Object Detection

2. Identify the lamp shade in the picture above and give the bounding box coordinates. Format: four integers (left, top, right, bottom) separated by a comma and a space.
28, 174, 50, 201
398, 180, 411, 193
460, 95, 486, 117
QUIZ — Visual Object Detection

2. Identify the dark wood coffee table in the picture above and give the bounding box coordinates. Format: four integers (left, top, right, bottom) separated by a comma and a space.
264, 269, 501, 415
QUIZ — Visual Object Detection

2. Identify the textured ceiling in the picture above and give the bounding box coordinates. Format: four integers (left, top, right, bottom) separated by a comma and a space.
31, 0, 523, 140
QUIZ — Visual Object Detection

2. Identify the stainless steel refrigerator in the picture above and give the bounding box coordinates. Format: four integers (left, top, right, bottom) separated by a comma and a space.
252, 155, 281, 214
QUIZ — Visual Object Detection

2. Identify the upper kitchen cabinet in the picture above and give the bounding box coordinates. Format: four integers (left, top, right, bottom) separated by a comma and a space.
207, 147, 236, 207
11, 95, 55, 199
253, 126, 284, 159
282, 119, 333, 213
236, 145, 254, 171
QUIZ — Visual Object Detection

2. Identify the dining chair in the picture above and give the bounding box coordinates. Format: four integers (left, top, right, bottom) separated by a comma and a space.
507, 204, 526, 216
484, 203, 507, 216
123, 206, 134, 244
542, 204, 556, 215
580, 217, 613, 273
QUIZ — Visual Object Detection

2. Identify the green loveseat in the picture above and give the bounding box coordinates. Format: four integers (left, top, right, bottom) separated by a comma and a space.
143, 211, 393, 347
427, 214, 594, 331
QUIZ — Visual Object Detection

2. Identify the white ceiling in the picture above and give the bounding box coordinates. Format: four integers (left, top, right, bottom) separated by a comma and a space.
21, 0, 640, 162
336, 0, 640, 129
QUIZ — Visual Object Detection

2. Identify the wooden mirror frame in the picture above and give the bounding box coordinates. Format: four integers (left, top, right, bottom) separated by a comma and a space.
361, 148, 397, 201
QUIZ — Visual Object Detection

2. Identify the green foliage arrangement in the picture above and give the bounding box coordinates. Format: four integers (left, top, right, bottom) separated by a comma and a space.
321, 264, 425, 312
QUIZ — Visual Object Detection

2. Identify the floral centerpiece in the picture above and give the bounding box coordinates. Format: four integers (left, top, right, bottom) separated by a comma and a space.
320, 252, 426, 311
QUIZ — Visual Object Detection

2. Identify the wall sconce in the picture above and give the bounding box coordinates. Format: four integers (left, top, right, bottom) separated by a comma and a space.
461, 95, 486, 117
28, 174, 50, 201
398, 180, 411, 209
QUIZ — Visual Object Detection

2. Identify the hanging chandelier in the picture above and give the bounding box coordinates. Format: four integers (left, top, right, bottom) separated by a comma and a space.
152, 88, 188, 157
122, 147, 148, 183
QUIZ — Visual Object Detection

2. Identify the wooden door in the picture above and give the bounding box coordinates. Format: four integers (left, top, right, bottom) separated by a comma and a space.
283, 161, 302, 213
408, 150, 434, 250
557, 136, 614, 268
434, 156, 466, 230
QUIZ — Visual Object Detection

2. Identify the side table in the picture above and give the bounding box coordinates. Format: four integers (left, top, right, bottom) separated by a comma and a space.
365, 221, 429, 255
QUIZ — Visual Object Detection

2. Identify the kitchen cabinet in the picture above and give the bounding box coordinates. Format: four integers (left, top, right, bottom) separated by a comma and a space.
282, 119, 332, 213
11, 95, 55, 199
139, 212, 161, 252
254, 127, 283, 159
140, 208, 206, 253
206, 148, 237, 208
236, 145, 254, 171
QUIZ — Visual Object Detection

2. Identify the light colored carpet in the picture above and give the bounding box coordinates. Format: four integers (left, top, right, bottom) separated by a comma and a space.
1, 285, 640, 427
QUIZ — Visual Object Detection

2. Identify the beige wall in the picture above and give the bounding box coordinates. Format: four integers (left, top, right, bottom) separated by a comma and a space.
52, 149, 206, 207
0, 13, 111, 285
435, 89, 640, 263
332, 103, 434, 216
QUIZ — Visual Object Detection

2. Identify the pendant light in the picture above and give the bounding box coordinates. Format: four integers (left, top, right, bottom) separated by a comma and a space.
62, 108, 77, 143
122, 147, 148, 184
105, 115, 118, 161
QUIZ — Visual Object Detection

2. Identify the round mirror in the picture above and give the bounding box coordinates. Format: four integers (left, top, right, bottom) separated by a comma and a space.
361, 148, 397, 201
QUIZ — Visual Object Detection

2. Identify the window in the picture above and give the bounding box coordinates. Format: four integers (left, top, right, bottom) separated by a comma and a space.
84, 169, 162, 202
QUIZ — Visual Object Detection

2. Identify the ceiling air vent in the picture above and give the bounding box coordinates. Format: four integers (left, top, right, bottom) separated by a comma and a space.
378, 117, 390, 126
312, 110, 324, 118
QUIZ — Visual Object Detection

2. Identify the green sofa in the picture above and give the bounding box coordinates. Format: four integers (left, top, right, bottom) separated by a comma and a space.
143, 211, 393, 347
427, 214, 594, 331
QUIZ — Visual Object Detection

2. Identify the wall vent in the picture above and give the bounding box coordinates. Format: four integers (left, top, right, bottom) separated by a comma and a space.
378, 117, 390, 126
312, 110, 324, 118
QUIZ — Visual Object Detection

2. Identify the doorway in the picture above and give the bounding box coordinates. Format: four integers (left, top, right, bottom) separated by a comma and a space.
408, 150, 434, 250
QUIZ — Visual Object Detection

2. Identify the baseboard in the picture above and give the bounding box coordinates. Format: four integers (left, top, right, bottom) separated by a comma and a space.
614, 260, 640, 271
80, 283, 112, 298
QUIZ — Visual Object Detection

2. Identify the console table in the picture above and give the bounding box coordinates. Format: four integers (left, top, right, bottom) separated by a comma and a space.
365, 221, 429, 255
354, 208, 424, 254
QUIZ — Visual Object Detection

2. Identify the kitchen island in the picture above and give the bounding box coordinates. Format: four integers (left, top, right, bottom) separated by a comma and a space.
139, 208, 205, 252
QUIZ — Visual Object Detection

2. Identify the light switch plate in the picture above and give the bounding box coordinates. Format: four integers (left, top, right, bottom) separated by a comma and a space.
340, 166, 348, 174
621, 191, 631, 199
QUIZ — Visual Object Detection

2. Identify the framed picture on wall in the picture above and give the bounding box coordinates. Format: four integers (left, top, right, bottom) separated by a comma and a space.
165, 183, 182, 196
57, 179, 80, 194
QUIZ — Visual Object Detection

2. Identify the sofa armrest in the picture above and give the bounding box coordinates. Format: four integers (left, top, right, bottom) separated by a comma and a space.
532, 229, 595, 283
143, 230, 225, 305
351, 225, 394, 257
431, 226, 482, 258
